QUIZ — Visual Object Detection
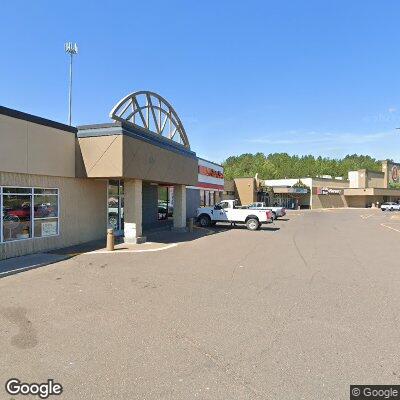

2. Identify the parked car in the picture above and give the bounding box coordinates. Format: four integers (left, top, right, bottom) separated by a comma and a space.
196, 199, 273, 231
158, 205, 168, 220
245, 202, 286, 220
6, 204, 51, 220
381, 202, 400, 211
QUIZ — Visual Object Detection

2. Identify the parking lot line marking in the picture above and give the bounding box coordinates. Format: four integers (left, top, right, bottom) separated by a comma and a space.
86, 243, 179, 254
380, 223, 400, 234
361, 214, 374, 219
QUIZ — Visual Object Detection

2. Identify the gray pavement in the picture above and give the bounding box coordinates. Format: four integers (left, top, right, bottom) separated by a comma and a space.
0, 209, 400, 399
0, 253, 69, 278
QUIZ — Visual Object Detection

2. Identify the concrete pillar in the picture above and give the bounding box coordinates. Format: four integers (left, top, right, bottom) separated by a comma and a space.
124, 179, 146, 243
173, 184, 187, 231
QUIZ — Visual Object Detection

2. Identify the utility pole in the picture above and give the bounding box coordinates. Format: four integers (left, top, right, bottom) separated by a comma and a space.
64, 42, 78, 126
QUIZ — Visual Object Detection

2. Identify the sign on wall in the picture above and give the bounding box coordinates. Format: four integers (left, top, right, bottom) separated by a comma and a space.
198, 165, 224, 179
317, 187, 342, 195
389, 163, 400, 184
289, 188, 308, 194
41, 221, 58, 237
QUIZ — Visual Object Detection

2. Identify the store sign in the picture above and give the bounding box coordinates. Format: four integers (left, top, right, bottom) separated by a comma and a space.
317, 187, 342, 195
41, 221, 57, 237
289, 188, 308, 194
390, 164, 400, 183
198, 165, 224, 179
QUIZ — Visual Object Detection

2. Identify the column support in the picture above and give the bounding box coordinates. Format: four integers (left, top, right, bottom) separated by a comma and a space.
173, 184, 187, 231
124, 179, 146, 244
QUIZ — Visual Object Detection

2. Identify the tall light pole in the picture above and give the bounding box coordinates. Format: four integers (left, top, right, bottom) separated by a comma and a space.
64, 42, 78, 126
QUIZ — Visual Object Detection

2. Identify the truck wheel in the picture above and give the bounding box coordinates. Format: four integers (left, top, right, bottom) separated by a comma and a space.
198, 215, 211, 227
246, 218, 259, 231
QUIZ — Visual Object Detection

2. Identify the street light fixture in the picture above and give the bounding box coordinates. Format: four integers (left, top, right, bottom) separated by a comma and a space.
64, 42, 78, 126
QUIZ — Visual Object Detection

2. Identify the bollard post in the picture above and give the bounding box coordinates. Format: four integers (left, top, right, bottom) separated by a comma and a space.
106, 228, 115, 251
188, 218, 194, 232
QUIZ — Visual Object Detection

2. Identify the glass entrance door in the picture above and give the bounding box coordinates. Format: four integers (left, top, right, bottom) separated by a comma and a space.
108, 180, 124, 235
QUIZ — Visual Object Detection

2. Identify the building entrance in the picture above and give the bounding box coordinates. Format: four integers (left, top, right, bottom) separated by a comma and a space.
107, 180, 124, 235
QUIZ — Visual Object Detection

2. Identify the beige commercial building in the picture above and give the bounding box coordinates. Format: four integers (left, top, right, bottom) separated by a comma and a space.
0, 91, 208, 260
223, 161, 400, 209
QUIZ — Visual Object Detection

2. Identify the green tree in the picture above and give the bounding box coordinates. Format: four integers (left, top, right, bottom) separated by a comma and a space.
222, 153, 381, 180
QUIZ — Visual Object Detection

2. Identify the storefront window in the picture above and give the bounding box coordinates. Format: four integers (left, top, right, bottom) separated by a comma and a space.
200, 190, 205, 206
1, 187, 59, 242
108, 180, 124, 233
33, 188, 59, 237
210, 192, 215, 206
205, 191, 210, 206
158, 186, 168, 220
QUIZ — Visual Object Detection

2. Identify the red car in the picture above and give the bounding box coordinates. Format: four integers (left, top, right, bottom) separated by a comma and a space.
6, 204, 52, 220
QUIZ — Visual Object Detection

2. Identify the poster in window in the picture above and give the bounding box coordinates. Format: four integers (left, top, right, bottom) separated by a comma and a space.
41, 221, 58, 237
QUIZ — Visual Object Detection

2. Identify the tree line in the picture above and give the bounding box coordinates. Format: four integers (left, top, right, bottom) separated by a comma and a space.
222, 153, 382, 180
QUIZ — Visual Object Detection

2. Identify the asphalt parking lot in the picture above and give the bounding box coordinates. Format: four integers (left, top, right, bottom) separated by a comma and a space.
1, 208, 400, 400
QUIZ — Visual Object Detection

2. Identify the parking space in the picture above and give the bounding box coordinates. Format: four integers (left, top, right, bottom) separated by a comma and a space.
0, 209, 400, 399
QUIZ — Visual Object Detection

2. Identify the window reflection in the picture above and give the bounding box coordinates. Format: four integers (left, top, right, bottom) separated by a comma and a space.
3, 195, 32, 241
108, 180, 124, 232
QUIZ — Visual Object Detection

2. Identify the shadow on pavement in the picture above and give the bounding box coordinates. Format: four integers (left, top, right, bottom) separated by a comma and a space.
145, 225, 229, 244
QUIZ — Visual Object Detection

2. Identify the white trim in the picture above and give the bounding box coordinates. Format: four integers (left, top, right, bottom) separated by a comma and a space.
198, 158, 224, 172
186, 186, 223, 191
198, 175, 224, 186
87, 242, 179, 254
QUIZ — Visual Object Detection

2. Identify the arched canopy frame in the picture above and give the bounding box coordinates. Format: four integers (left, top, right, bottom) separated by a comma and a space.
110, 91, 190, 148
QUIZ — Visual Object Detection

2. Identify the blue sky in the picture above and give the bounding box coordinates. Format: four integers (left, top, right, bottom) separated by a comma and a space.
1, 1, 400, 163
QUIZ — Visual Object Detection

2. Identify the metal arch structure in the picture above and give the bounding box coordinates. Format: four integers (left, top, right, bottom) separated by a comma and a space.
110, 91, 190, 148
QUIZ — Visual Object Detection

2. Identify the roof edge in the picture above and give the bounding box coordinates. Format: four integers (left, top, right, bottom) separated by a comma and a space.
0, 106, 77, 133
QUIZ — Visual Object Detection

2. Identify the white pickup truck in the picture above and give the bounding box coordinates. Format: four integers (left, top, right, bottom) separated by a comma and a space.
246, 202, 286, 220
196, 199, 273, 231
381, 202, 400, 211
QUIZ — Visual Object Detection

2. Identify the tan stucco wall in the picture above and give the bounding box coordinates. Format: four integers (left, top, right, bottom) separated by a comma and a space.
77, 134, 197, 185
234, 178, 256, 205
312, 178, 349, 189
77, 135, 123, 178
123, 135, 197, 185
0, 114, 76, 177
0, 172, 107, 260
382, 160, 390, 188
366, 170, 385, 188
312, 194, 347, 209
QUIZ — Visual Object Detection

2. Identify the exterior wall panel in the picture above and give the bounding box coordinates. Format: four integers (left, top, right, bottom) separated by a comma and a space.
234, 178, 257, 205
77, 135, 123, 178
0, 172, 107, 260
123, 135, 197, 185
0, 114, 76, 178
186, 188, 200, 218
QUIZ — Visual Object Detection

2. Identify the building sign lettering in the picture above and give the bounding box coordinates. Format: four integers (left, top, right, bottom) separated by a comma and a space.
317, 187, 342, 195
198, 165, 224, 179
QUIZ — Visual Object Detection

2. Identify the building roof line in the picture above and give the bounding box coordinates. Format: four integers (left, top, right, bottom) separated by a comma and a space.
0, 106, 77, 133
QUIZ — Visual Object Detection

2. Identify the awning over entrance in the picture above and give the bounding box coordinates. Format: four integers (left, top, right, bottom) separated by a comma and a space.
76, 91, 197, 243
76, 91, 197, 186
76, 121, 197, 185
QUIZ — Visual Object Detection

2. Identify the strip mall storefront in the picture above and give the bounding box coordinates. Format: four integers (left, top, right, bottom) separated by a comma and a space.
186, 158, 224, 218
0, 91, 221, 260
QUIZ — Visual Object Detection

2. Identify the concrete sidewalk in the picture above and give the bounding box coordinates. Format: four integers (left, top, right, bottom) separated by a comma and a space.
0, 253, 69, 278
0, 226, 218, 278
